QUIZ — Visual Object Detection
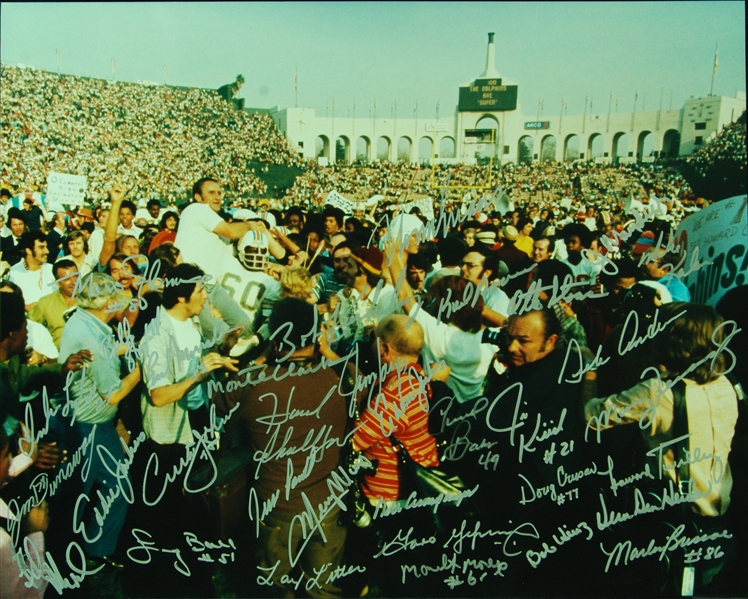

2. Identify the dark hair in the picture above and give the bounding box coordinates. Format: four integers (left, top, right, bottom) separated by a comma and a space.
147, 199, 161, 209
162, 263, 206, 309
80, 222, 95, 235
149, 244, 181, 279
407, 252, 429, 271
65, 229, 89, 255
0, 290, 26, 341
535, 236, 556, 253
19, 230, 46, 254
332, 240, 358, 257
562, 223, 592, 248
322, 206, 344, 228
345, 217, 362, 231
192, 177, 219, 198
7, 207, 25, 225
0, 188, 12, 200
108, 252, 139, 276
601, 257, 639, 287
517, 217, 533, 231
428, 276, 483, 333
160, 210, 179, 230
285, 206, 304, 222
418, 240, 439, 269
438, 236, 468, 267
268, 297, 318, 354
466, 243, 499, 280
53, 259, 78, 279
120, 200, 137, 215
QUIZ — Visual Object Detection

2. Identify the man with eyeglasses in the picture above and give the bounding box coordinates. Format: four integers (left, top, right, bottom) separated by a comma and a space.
460, 243, 510, 325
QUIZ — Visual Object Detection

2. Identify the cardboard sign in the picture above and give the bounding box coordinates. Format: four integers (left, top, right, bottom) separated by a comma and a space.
324, 190, 356, 214
46, 172, 87, 207
676, 195, 747, 306
399, 197, 435, 220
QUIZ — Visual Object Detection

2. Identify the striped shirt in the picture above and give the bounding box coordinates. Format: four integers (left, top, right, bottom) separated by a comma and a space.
352, 363, 439, 501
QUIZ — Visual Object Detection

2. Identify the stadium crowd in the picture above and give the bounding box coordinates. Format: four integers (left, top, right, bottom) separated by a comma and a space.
0, 66, 746, 599
686, 119, 748, 177
1, 64, 303, 203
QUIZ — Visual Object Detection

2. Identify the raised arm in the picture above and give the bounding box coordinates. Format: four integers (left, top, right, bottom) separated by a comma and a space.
383, 239, 418, 314
99, 184, 124, 267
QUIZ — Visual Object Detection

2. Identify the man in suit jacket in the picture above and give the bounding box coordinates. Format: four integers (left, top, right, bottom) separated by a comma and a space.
45, 212, 67, 263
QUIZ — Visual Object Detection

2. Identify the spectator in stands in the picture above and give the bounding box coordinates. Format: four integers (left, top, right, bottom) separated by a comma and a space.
160, 210, 179, 231
576, 256, 639, 351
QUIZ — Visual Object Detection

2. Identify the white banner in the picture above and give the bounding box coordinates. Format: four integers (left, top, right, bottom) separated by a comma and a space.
46, 172, 87, 207
324, 190, 356, 214
676, 195, 747, 306
398, 197, 434, 220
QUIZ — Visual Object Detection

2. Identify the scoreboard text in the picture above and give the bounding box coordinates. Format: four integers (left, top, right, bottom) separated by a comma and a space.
458, 79, 518, 112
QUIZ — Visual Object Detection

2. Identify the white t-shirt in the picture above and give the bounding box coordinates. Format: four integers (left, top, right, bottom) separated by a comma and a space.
562, 256, 602, 286
482, 283, 511, 317
413, 308, 496, 404
8, 262, 56, 305
0, 499, 47, 599
88, 227, 104, 264
335, 282, 401, 344
174, 203, 234, 284
117, 223, 143, 239
168, 311, 202, 357
135, 208, 161, 225
27, 320, 59, 360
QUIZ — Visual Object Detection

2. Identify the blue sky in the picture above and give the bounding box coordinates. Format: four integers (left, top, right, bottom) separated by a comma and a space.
1, 2, 745, 118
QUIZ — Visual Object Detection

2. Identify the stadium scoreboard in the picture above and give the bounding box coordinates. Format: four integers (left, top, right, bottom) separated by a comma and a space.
458, 79, 518, 112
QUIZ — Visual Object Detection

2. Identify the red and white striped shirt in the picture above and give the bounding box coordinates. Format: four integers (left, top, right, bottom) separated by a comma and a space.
352, 363, 439, 501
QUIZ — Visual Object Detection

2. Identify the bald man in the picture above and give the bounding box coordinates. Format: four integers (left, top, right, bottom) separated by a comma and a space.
353, 314, 439, 502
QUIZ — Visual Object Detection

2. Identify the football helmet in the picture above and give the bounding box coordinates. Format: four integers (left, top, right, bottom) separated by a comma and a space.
237, 229, 269, 271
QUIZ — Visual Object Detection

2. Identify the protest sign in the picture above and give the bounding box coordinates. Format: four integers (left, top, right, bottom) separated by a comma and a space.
676, 194, 747, 306
46, 171, 87, 207
398, 197, 435, 220
324, 190, 356, 214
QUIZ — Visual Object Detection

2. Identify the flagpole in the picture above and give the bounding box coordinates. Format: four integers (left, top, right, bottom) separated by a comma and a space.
710, 43, 718, 96
294, 65, 298, 108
